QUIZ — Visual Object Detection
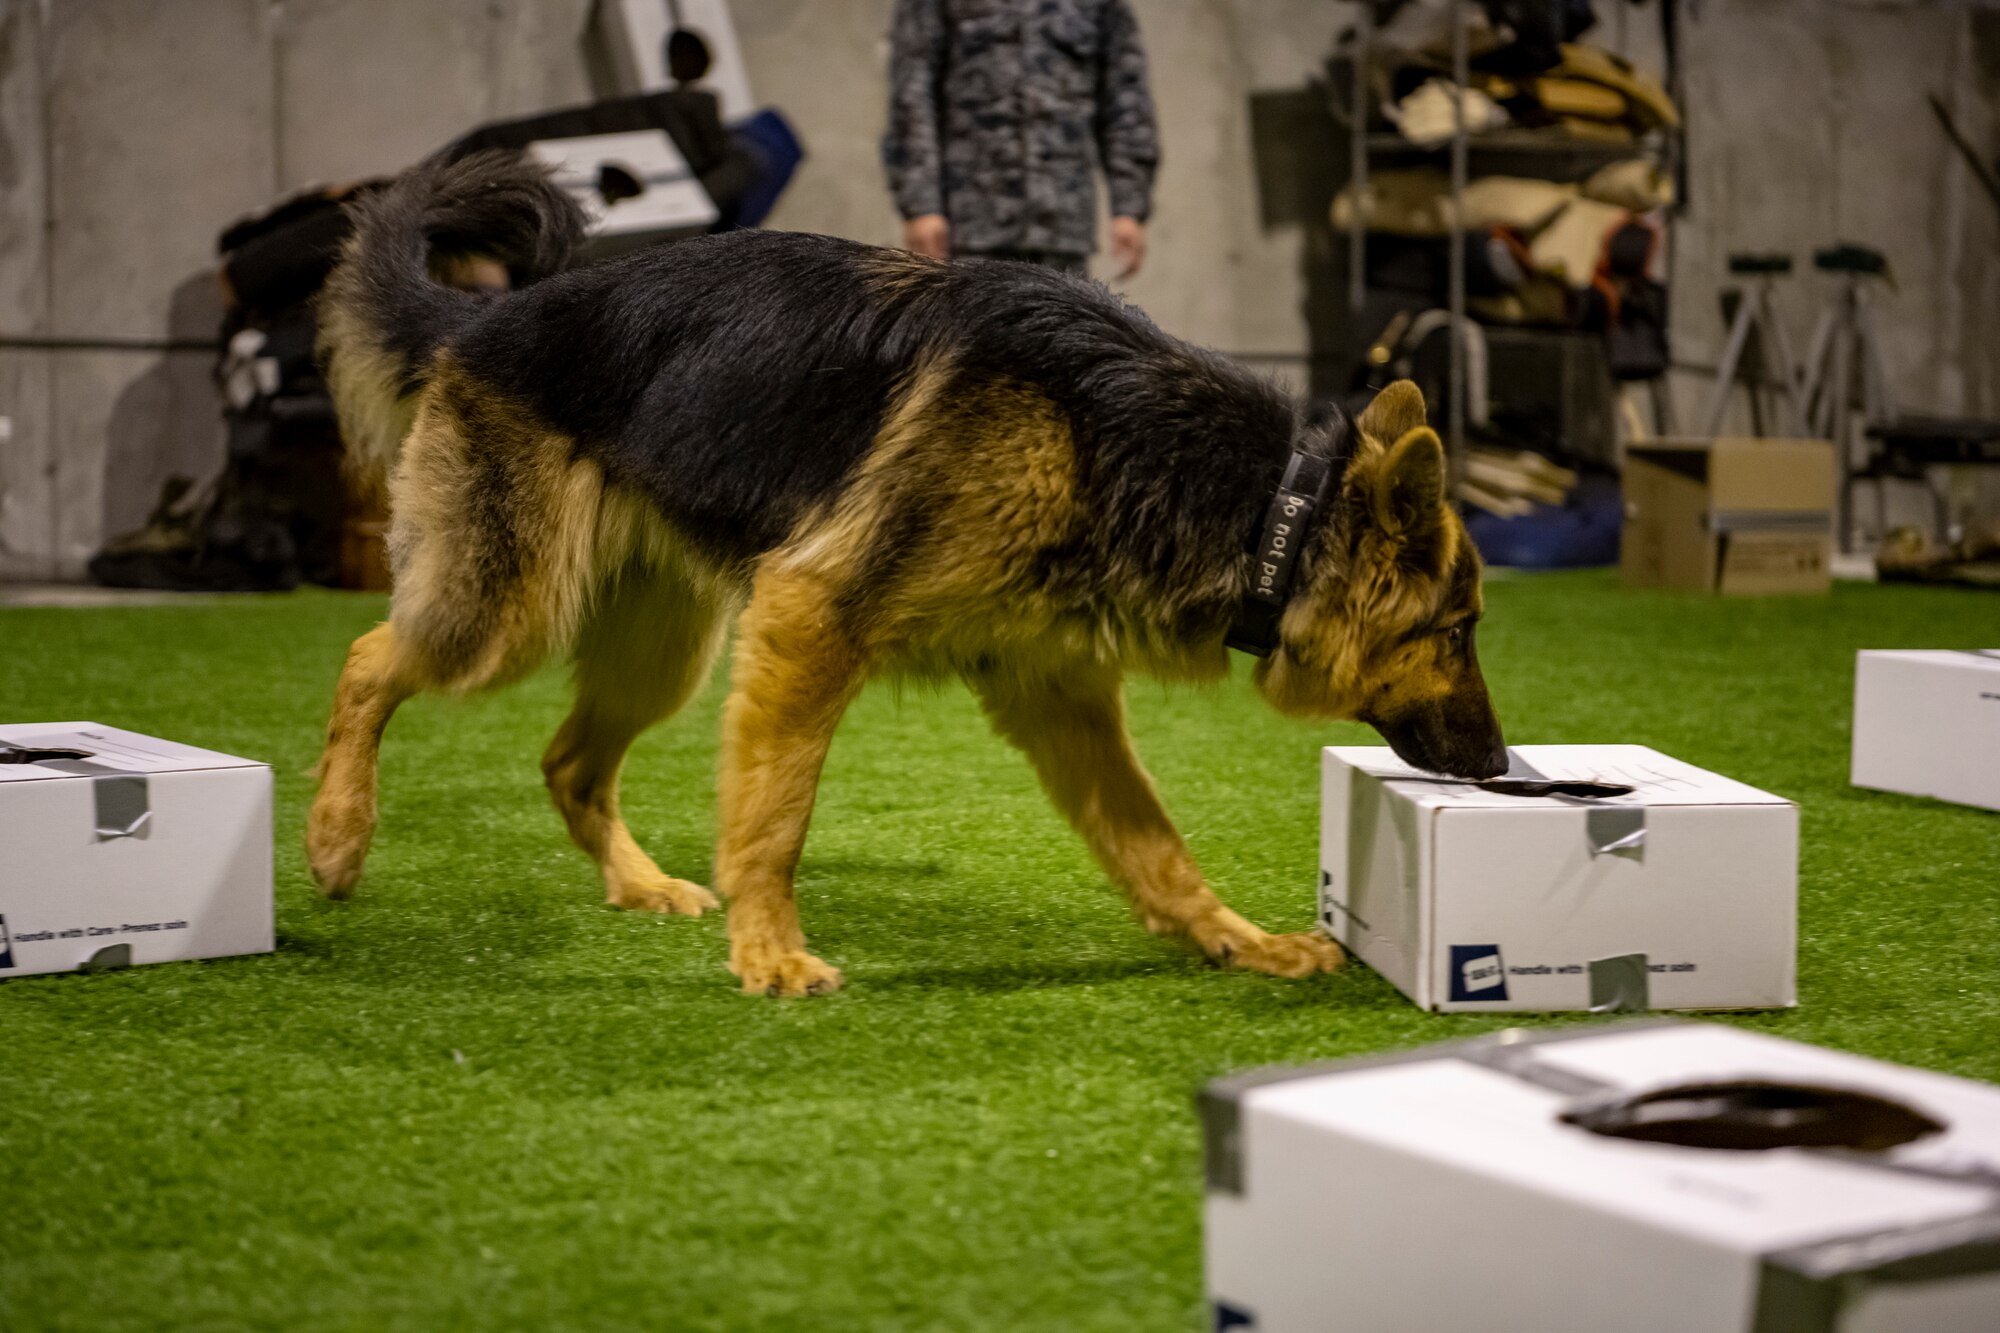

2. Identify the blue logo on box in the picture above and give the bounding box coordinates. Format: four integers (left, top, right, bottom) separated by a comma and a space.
0, 914, 13, 970
1449, 943, 1508, 1002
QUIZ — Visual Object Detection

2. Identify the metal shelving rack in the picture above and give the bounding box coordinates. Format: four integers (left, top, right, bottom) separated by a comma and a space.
1344, 0, 1470, 471
1342, 0, 1674, 477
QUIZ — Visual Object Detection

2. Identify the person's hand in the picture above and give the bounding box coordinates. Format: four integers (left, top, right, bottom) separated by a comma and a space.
904, 213, 950, 260
1109, 216, 1147, 279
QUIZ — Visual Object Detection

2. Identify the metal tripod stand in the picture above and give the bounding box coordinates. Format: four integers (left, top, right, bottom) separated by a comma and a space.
1700, 254, 1803, 439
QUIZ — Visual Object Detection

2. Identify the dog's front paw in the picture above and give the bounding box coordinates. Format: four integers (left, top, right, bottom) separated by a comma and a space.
729, 942, 843, 997
608, 873, 718, 917
1200, 923, 1345, 978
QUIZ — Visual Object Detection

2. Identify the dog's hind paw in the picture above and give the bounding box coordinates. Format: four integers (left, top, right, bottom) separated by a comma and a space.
608, 874, 719, 917
730, 946, 843, 998
306, 807, 372, 900
307, 847, 364, 900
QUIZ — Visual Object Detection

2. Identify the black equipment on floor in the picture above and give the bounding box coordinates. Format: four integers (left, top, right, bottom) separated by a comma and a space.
91, 186, 365, 593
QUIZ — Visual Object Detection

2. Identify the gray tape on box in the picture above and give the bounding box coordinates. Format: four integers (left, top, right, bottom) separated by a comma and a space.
1447, 1027, 2000, 1331
1752, 1208, 2000, 1333
1588, 953, 1651, 1013
1709, 508, 1833, 534
91, 773, 150, 839
36, 758, 151, 839
80, 943, 133, 973
1585, 806, 1645, 858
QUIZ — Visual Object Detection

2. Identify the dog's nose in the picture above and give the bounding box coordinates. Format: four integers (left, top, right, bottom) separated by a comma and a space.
1443, 749, 1507, 780
1440, 733, 1508, 780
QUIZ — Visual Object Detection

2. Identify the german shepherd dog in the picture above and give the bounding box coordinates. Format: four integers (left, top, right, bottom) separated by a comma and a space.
308, 153, 1506, 996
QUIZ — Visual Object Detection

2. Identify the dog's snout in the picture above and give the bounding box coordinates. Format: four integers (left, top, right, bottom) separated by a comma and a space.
1447, 712, 1509, 780
1466, 739, 1510, 781
1425, 737, 1507, 780
1373, 698, 1507, 780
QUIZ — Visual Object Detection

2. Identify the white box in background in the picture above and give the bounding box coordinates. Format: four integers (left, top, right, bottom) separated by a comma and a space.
584, 0, 755, 118
0, 723, 272, 979
1204, 1021, 2000, 1333
528, 131, 720, 258
1851, 651, 2000, 813
1320, 745, 1796, 1012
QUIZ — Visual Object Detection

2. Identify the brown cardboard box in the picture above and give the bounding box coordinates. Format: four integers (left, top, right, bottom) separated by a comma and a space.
1621, 438, 1834, 594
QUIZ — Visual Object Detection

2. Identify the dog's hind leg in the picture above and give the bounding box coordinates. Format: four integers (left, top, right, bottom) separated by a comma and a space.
306, 543, 550, 897
308, 378, 599, 896
308, 623, 419, 896
973, 664, 1344, 978
543, 567, 727, 916
714, 569, 866, 997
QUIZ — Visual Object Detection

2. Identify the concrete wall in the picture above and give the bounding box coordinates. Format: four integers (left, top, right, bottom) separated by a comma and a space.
1665, 1, 2000, 434
1, 0, 1339, 580
3, 0, 1996, 579
0, 0, 597, 581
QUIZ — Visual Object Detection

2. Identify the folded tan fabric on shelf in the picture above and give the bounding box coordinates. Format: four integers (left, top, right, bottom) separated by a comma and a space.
1461, 175, 1578, 231
1552, 115, 1636, 143
1529, 196, 1631, 287
1464, 447, 1579, 508
1390, 78, 1510, 147
1332, 169, 1452, 234
1532, 76, 1628, 121
1458, 446, 1582, 517
1332, 170, 1576, 235
1556, 42, 1680, 128
1469, 275, 1571, 326
1581, 158, 1674, 211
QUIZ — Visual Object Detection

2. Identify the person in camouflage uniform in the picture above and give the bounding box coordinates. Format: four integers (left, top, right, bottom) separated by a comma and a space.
883, 0, 1160, 278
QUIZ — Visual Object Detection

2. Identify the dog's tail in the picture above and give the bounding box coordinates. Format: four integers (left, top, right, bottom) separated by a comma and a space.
318, 149, 587, 490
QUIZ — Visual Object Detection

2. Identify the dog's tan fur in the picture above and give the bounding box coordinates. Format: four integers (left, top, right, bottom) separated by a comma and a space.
308, 158, 1507, 999
310, 358, 737, 914
1255, 383, 1487, 725
309, 366, 1497, 995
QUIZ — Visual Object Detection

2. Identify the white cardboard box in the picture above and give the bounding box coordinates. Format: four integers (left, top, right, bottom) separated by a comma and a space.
1851, 651, 2000, 813
0, 723, 272, 979
528, 131, 719, 259
1320, 745, 1797, 1012
583, 0, 755, 119
1203, 1021, 2000, 1333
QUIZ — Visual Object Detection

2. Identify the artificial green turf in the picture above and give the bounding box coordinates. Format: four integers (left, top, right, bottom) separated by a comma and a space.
2, 572, 1996, 1331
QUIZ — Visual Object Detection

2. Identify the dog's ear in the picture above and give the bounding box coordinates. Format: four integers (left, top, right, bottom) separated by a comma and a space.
1357, 380, 1430, 451
1371, 425, 1449, 545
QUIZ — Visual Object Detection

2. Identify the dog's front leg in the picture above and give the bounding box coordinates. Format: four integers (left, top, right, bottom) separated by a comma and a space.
974, 666, 1343, 978
715, 571, 865, 997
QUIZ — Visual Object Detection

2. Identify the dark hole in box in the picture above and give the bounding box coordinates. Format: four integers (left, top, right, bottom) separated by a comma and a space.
1561, 1081, 1945, 1152
0, 745, 95, 764
596, 163, 644, 204
1409, 777, 1637, 798
1483, 778, 1635, 799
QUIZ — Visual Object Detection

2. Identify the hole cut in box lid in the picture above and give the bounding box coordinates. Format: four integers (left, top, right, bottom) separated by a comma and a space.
0, 745, 95, 764
1328, 743, 1792, 809
1561, 1081, 1947, 1153
0, 723, 265, 782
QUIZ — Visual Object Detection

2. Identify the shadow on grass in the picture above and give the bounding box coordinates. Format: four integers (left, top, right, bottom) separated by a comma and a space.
806, 857, 950, 881
858, 955, 1181, 994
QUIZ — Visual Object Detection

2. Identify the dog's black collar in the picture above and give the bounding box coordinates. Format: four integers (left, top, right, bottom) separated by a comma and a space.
1226, 445, 1346, 657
